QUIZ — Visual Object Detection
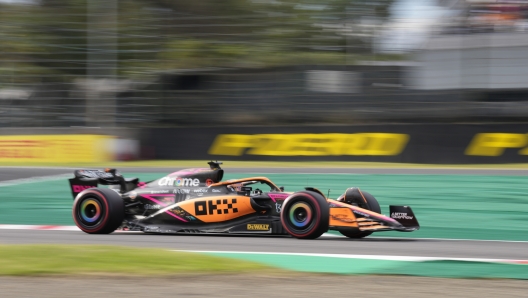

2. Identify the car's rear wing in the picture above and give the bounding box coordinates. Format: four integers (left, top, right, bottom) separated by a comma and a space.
68, 169, 139, 199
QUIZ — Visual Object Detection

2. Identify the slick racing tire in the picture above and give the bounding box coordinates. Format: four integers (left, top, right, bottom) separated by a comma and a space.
73, 188, 124, 234
280, 191, 329, 239
339, 189, 380, 239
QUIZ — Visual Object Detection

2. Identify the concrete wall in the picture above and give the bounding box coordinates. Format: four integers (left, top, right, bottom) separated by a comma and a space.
408, 33, 528, 90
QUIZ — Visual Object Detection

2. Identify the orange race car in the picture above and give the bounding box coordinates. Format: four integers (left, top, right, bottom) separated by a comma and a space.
69, 162, 419, 239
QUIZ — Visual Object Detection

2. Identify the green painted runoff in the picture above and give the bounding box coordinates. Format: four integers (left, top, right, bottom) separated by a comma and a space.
205, 252, 528, 279
1, 173, 528, 241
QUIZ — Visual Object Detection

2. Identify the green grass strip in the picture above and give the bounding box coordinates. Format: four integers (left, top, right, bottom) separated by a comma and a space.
0, 245, 273, 276
2, 160, 528, 169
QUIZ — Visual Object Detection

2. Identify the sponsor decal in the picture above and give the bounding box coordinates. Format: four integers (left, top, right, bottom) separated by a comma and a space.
172, 208, 187, 216
209, 133, 409, 156
465, 133, 528, 156
247, 224, 270, 231
275, 203, 282, 213
150, 190, 170, 194
78, 170, 114, 179
212, 189, 222, 193
173, 188, 191, 194
194, 198, 238, 215
72, 185, 96, 193
159, 196, 175, 205
391, 212, 413, 220
158, 177, 200, 187
145, 204, 162, 210
331, 214, 356, 223
268, 193, 289, 202
142, 194, 176, 207
193, 188, 208, 193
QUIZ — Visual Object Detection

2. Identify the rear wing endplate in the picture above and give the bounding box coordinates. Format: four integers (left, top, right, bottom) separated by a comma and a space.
389, 205, 420, 231
69, 169, 138, 199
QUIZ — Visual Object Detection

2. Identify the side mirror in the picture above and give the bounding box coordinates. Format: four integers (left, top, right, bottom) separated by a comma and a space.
279, 186, 285, 192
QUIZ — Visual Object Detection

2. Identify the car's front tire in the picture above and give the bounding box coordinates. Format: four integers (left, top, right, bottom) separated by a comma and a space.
280, 191, 329, 239
339, 189, 380, 239
72, 188, 124, 234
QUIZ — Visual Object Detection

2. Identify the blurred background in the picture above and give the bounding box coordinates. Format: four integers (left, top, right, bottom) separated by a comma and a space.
1, 2, 528, 286
1, 0, 528, 163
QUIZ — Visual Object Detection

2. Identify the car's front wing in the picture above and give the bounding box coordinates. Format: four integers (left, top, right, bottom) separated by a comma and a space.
328, 200, 420, 233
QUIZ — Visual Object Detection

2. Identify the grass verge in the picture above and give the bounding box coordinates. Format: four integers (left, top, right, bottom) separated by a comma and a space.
0, 245, 274, 276
1, 160, 528, 169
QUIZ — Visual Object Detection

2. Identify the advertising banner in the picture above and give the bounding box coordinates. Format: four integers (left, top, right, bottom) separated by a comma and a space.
0, 135, 113, 163
143, 124, 528, 164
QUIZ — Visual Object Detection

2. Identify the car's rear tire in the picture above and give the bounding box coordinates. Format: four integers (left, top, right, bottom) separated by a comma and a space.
73, 188, 124, 234
280, 191, 329, 239
339, 189, 380, 239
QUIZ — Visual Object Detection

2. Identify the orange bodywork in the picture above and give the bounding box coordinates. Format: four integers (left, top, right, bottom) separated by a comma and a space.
327, 199, 390, 231
329, 207, 358, 228
178, 195, 255, 223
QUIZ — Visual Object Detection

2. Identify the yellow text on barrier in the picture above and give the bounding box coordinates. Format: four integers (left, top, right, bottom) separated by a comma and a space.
465, 133, 528, 156
208, 133, 409, 156
0, 135, 113, 163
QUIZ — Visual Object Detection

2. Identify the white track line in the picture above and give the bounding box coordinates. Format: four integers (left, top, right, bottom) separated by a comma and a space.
0, 225, 136, 233
174, 250, 528, 264
0, 225, 79, 231
1, 225, 527, 244
0, 166, 77, 170
369, 235, 528, 244
0, 174, 72, 187
0, 224, 525, 264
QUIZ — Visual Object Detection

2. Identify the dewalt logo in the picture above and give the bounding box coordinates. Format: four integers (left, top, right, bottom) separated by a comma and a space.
247, 224, 270, 231
208, 133, 409, 156
465, 133, 528, 156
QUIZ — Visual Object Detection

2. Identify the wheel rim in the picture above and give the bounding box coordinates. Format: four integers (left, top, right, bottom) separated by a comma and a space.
288, 202, 314, 228
78, 197, 103, 226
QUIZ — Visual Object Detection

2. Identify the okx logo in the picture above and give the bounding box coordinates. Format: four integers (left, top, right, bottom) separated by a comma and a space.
194, 198, 238, 215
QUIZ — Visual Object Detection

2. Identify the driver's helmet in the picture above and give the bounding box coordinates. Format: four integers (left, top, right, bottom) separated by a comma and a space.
227, 183, 242, 193
230, 183, 243, 191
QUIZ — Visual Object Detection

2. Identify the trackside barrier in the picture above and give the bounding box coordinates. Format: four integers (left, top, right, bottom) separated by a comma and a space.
141, 124, 528, 164
0, 135, 114, 163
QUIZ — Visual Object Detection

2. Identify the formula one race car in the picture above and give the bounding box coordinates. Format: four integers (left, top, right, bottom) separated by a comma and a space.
69, 162, 419, 239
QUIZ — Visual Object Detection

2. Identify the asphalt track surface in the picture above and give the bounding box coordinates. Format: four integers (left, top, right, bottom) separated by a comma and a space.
1, 229, 528, 260
1, 166, 527, 261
